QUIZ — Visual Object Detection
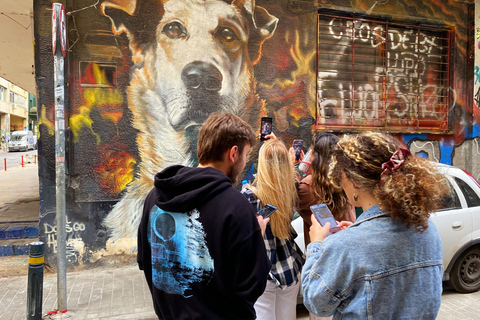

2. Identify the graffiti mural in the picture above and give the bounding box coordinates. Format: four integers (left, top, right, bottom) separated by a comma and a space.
34, 0, 475, 267
317, 15, 452, 131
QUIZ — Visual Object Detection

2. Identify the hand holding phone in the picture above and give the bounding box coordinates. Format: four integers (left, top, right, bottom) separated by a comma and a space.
257, 204, 277, 218
260, 117, 273, 141
310, 204, 341, 235
292, 139, 304, 162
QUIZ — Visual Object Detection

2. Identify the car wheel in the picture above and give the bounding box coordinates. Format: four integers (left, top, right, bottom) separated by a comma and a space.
449, 247, 480, 293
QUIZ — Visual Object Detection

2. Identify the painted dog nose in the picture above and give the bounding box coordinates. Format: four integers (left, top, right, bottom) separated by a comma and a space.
181, 61, 223, 91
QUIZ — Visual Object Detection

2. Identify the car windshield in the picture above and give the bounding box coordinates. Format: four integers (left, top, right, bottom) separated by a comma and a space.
11, 135, 27, 142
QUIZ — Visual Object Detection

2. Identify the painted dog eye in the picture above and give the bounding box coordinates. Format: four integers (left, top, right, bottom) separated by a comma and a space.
162, 22, 187, 39
215, 27, 238, 42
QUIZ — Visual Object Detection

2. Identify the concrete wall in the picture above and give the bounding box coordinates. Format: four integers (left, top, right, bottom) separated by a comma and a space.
34, 0, 476, 268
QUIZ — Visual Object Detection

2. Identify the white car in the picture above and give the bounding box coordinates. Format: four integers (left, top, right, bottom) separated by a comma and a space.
293, 163, 480, 294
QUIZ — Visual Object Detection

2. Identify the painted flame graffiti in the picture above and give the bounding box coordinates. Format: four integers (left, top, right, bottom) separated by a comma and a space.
259, 30, 317, 125
95, 142, 136, 195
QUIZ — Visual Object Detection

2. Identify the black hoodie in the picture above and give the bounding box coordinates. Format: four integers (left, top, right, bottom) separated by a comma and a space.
138, 165, 271, 320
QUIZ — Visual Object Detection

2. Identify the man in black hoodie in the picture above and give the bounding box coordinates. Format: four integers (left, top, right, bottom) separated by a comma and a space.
138, 113, 271, 320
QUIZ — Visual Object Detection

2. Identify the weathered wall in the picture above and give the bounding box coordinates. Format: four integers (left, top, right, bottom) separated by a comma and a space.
34, 0, 475, 268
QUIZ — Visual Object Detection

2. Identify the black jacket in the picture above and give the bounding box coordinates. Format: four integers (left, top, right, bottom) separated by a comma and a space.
137, 165, 271, 320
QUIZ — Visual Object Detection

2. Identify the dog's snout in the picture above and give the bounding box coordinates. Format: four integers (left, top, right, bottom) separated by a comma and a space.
181, 61, 223, 91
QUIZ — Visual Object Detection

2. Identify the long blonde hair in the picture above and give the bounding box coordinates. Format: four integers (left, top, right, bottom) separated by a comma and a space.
251, 139, 297, 239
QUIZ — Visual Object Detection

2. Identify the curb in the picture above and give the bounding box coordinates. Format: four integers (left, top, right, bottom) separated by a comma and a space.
0, 225, 39, 239
0, 238, 36, 256
0, 225, 40, 256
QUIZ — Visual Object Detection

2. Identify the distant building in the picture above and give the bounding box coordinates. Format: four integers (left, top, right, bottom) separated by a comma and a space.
0, 76, 36, 140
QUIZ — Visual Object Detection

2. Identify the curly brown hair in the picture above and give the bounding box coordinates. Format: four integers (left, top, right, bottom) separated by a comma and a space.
310, 132, 351, 220
328, 131, 449, 232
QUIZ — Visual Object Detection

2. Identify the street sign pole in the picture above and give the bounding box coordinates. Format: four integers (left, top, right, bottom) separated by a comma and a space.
52, 2, 67, 312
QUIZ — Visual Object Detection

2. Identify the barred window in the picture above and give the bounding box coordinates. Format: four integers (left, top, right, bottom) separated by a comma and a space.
316, 13, 453, 133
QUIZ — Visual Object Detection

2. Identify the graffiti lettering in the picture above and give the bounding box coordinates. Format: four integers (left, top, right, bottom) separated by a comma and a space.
475, 66, 480, 85
327, 19, 440, 53
44, 217, 86, 263
319, 17, 452, 127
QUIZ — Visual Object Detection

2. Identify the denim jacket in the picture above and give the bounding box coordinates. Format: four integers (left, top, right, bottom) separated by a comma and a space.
302, 204, 443, 320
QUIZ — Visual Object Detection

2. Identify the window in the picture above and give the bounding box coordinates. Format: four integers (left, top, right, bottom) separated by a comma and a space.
455, 177, 480, 208
0, 86, 5, 100
437, 178, 461, 211
9, 92, 14, 103
316, 13, 453, 133
14, 94, 25, 108
80, 62, 117, 87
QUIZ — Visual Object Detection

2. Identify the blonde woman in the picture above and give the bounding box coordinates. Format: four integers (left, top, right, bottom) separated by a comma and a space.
241, 138, 305, 320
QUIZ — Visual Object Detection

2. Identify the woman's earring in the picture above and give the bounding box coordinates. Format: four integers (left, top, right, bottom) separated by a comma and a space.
352, 193, 358, 203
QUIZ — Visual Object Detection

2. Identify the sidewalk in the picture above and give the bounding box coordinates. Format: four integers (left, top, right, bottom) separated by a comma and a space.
1, 260, 158, 320
0, 163, 40, 256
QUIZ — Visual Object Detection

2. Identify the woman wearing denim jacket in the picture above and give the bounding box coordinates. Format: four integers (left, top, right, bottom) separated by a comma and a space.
302, 132, 449, 319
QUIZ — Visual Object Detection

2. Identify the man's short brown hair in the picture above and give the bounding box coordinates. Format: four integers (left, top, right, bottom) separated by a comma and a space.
197, 113, 256, 165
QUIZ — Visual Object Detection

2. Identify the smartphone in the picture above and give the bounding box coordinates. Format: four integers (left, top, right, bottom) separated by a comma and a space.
260, 117, 273, 141
257, 204, 278, 218
310, 204, 341, 234
293, 139, 303, 161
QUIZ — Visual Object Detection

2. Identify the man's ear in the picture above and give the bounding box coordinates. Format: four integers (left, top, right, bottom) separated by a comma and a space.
233, 0, 279, 64
228, 145, 239, 164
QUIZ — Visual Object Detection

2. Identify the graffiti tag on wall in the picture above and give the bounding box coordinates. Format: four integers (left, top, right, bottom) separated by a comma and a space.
317, 15, 453, 132
44, 218, 86, 263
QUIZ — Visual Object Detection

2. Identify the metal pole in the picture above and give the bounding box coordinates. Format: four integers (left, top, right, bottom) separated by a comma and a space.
26, 241, 45, 320
52, 3, 67, 312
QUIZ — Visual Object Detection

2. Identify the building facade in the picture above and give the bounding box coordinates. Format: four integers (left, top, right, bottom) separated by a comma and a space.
0, 76, 34, 144
34, 0, 476, 268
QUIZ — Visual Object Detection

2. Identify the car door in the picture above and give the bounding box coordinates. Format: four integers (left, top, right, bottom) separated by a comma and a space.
430, 170, 472, 272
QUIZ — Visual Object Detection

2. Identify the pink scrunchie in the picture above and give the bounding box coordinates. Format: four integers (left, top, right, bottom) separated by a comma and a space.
381, 148, 411, 177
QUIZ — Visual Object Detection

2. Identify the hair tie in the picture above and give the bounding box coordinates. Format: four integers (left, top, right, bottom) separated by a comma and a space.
381, 148, 411, 177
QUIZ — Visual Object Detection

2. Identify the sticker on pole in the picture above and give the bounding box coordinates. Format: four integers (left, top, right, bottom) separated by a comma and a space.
52, 3, 67, 57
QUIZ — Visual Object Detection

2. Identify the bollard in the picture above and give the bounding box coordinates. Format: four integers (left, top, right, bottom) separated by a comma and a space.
22, 155, 24, 167
3, 158, 5, 171
26, 241, 45, 320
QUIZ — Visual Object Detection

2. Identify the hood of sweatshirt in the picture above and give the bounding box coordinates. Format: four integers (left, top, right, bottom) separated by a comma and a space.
153, 165, 232, 213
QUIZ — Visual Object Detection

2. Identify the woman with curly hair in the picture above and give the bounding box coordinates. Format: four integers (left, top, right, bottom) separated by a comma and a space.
301, 131, 449, 319
297, 132, 355, 246
242, 138, 305, 320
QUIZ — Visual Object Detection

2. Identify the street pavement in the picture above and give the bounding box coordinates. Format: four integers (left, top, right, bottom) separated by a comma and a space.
0, 149, 38, 171
0, 161, 480, 319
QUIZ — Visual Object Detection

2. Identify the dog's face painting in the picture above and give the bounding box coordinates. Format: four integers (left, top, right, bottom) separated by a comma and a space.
101, 0, 278, 239
156, 0, 253, 130
102, 0, 277, 165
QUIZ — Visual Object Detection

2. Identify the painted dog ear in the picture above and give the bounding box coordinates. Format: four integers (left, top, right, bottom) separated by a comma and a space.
100, 0, 138, 35
101, 0, 164, 41
100, 0, 164, 61
234, 0, 279, 64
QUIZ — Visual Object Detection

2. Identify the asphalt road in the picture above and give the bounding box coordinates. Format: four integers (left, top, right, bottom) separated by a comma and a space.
0, 149, 38, 171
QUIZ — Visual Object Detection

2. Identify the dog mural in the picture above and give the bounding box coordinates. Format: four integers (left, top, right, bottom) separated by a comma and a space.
100, 0, 278, 239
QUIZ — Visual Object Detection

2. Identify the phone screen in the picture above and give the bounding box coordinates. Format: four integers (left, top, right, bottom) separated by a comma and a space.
257, 204, 277, 218
260, 117, 273, 141
293, 139, 303, 161
310, 204, 340, 234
